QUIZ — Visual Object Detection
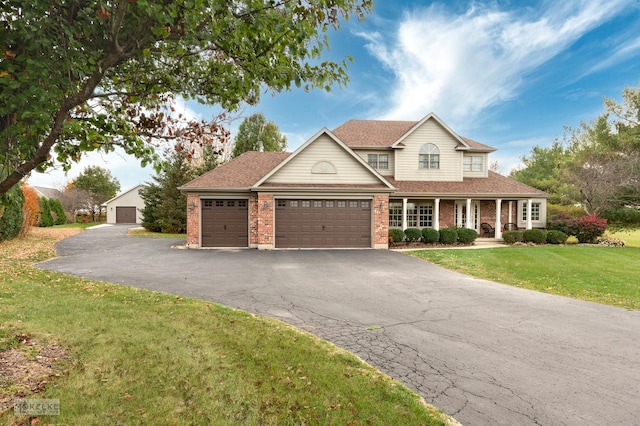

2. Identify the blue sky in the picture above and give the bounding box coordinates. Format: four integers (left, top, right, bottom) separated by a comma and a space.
29, 0, 640, 192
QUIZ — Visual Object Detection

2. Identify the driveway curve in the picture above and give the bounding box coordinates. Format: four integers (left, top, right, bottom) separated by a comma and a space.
38, 225, 640, 425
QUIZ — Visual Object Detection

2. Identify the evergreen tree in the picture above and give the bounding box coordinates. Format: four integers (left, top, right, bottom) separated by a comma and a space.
38, 197, 54, 227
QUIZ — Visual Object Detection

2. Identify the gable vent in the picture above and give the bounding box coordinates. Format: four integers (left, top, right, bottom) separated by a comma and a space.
311, 161, 337, 174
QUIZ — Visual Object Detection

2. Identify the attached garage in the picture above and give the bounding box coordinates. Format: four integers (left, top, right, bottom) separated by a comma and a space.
201, 199, 249, 248
115, 206, 137, 224
275, 199, 371, 248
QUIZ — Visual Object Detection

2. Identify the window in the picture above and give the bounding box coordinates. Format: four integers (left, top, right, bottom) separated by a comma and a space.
290, 201, 298, 207
301, 201, 310, 207
361, 201, 370, 208
204, 200, 213, 207
314, 201, 322, 207
238, 200, 247, 207
522, 203, 541, 221
227, 201, 235, 207
349, 201, 358, 208
337, 201, 346, 208
367, 154, 389, 170
406, 203, 433, 227
215, 200, 224, 207
419, 144, 439, 169
326, 201, 334, 208
389, 202, 402, 227
463, 156, 484, 171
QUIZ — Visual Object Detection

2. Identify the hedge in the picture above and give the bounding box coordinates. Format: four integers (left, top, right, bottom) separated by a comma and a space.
422, 228, 440, 243
457, 228, 478, 244
546, 230, 567, 244
404, 227, 422, 242
523, 229, 547, 244
388, 228, 405, 243
502, 230, 524, 245
439, 228, 458, 245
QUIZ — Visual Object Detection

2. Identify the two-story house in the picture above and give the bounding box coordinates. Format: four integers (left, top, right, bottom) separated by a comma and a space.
180, 112, 549, 249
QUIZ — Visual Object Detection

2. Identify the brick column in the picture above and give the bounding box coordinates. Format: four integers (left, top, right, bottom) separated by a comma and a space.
257, 193, 274, 249
248, 194, 259, 248
186, 194, 200, 248
373, 194, 389, 249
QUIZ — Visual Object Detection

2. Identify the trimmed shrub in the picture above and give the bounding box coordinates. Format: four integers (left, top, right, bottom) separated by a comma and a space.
439, 228, 458, 245
422, 227, 440, 244
0, 185, 25, 242
547, 212, 575, 235
546, 230, 567, 244
50, 198, 67, 225
565, 235, 579, 245
502, 230, 524, 245
523, 229, 547, 244
404, 227, 422, 242
457, 228, 478, 244
38, 197, 54, 227
388, 228, 405, 243
571, 215, 607, 243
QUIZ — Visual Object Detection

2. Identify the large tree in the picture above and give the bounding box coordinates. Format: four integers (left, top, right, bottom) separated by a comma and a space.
70, 165, 120, 221
232, 113, 287, 157
0, 0, 372, 200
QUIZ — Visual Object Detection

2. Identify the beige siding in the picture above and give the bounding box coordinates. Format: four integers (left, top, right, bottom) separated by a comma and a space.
394, 119, 463, 182
105, 185, 145, 224
352, 149, 395, 176
266, 134, 381, 184
462, 153, 489, 178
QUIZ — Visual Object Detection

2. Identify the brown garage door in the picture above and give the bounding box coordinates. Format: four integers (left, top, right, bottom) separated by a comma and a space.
275, 199, 371, 248
201, 199, 248, 248
116, 206, 137, 223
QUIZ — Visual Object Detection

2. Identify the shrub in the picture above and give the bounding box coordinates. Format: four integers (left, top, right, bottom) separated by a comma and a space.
571, 215, 607, 243
38, 197, 54, 227
0, 184, 25, 242
404, 227, 422, 242
596, 236, 625, 247
523, 229, 547, 244
422, 227, 440, 244
388, 228, 405, 243
457, 228, 478, 244
547, 212, 575, 234
502, 230, 524, 245
565, 235, 579, 245
601, 206, 640, 229
439, 228, 458, 245
546, 230, 567, 244
20, 185, 40, 237
50, 198, 67, 225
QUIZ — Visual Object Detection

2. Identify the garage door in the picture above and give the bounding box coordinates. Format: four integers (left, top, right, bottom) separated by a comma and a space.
116, 206, 137, 224
201, 199, 248, 248
275, 199, 371, 248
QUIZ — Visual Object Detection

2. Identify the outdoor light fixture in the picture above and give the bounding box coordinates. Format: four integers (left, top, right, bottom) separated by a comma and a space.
188, 200, 197, 212
262, 201, 269, 210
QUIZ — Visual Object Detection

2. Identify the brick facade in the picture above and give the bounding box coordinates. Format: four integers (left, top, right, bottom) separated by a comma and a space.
256, 193, 274, 249
186, 194, 199, 248
373, 194, 389, 248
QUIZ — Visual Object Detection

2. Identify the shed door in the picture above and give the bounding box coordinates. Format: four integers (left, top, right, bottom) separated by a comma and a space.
275, 199, 371, 248
201, 199, 248, 248
116, 206, 137, 224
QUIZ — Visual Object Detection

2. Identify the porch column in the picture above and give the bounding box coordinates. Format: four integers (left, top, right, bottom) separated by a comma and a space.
402, 198, 408, 230
466, 198, 472, 229
526, 199, 533, 230
508, 201, 513, 224
495, 199, 502, 239
434, 198, 440, 231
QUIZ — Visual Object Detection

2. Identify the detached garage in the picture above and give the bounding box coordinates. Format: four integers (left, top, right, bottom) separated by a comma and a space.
103, 184, 146, 224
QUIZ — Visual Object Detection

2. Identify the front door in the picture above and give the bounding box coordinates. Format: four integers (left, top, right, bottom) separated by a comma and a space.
455, 201, 479, 232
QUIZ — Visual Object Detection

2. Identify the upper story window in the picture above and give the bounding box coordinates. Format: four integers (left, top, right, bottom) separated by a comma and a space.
419, 144, 439, 169
367, 154, 388, 170
463, 155, 484, 171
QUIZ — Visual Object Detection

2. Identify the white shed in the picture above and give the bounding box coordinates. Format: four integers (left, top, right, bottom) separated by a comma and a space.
103, 184, 146, 224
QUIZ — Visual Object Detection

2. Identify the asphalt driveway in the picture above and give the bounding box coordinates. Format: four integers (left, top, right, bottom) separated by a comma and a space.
38, 225, 640, 425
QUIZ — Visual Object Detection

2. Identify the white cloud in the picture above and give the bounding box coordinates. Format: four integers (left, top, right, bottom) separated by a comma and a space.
359, 0, 630, 126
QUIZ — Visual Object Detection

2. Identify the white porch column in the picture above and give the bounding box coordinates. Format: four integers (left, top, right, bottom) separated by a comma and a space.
495, 199, 502, 239
402, 198, 408, 230
508, 201, 513, 224
434, 198, 440, 231
466, 198, 472, 229
526, 199, 533, 230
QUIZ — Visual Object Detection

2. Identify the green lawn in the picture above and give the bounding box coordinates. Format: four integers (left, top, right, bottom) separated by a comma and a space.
410, 245, 640, 310
127, 228, 186, 239
608, 228, 640, 248
0, 229, 450, 425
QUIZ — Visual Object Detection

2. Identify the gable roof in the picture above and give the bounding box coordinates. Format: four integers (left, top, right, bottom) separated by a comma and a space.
180, 151, 291, 191
103, 184, 146, 205
33, 186, 63, 200
386, 171, 550, 198
332, 112, 496, 152
253, 128, 395, 190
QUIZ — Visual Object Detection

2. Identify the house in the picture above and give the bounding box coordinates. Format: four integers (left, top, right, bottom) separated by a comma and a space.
180, 113, 549, 249
33, 186, 63, 200
103, 184, 146, 224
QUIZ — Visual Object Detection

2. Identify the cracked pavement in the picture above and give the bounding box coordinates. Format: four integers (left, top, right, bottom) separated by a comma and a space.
38, 225, 640, 425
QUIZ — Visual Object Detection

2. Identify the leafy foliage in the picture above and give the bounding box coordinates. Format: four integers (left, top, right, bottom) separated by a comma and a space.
71, 166, 120, 221
0, 0, 373, 200
50, 198, 68, 225
20, 184, 40, 237
0, 183, 24, 241
569, 215, 607, 243
403, 227, 422, 242
523, 229, 547, 244
565, 235, 579, 245
457, 228, 478, 244
546, 230, 568, 245
439, 228, 457, 245
232, 113, 287, 157
422, 228, 440, 244
388, 228, 405, 243
38, 197, 54, 227
502, 230, 524, 245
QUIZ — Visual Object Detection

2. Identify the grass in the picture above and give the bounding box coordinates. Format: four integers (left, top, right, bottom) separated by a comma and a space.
127, 228, 186, 239
410, 245, 640, 310
0, 229, 451, 425
608, 228, 640, 248
52, 222, 100, 230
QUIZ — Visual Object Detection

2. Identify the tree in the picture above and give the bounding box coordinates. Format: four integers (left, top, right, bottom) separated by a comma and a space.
0, 183, 24, 241
0, 0, 372, 200
38, 197, 54, 227
232, 113, 287, 157
71, 166, 120, 221
20, 184, 39, 236
60, 186, 92, 222
141, 148, 216, 233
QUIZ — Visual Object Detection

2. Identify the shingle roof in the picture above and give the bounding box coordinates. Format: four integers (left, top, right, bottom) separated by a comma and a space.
33, 186, 63, 199
180, 151, 290, 190
386, 172, 550, 198
332, 119, 496, 152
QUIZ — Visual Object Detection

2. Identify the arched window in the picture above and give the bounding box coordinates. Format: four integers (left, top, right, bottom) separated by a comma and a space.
419, 143, 439, 169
